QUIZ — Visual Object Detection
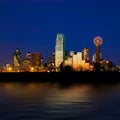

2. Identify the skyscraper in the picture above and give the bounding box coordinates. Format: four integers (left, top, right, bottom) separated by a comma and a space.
22, 52, 31, 72
55, 34, 65, 71
31, 52, 41, 71
12, 48, 21, 71
26, 52, 31, 60
82, 48, 89, 63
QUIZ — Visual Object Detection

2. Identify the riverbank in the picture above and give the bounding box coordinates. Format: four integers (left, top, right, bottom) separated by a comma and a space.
0, 72, 119, 83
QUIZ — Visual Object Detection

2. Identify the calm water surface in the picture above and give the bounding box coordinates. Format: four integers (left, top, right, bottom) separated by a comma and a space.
0, 82, 120, 120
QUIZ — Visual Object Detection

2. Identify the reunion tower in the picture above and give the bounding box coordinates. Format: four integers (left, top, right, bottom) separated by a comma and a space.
93, 36, 103, 63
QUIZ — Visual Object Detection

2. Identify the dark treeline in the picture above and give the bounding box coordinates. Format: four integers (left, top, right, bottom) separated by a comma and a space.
0, 72, 119, 84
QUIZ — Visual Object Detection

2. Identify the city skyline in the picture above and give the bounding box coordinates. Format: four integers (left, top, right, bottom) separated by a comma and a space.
0, 0, 120, 66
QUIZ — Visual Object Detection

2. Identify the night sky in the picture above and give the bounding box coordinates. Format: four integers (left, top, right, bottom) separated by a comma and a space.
0, 0, 120, 66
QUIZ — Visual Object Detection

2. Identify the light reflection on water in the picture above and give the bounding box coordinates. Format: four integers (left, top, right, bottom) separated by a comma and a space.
0, 82, 120, 120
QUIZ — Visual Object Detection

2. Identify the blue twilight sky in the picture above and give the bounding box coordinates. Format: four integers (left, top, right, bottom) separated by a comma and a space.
0, 0, 120, 66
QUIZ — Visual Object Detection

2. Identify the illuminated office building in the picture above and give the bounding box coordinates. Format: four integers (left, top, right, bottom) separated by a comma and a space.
22, 52, 31, 72
92, 53, 102, 63
70, 51, 76, 57
55, 34, 65, 70
72, 52, 82, 70
31, 52, 41, 71
64, 57, 73, 67
12, 48, 21, 71
82, 48, 89, 63
22, 59, 31, 72
41, 58, 44, 67
26, 52, 31, 60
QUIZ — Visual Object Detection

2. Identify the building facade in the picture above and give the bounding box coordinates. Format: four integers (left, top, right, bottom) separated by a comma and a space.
31, 52, 41, 71
12, 48, 21, 71
82, 48, 89, 63
55, 34, 65, 71
22, 52, 31, 72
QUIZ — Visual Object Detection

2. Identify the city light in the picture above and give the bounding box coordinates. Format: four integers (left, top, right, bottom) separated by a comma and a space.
30, 67, 35, 72
8, 67, 12, 72
0, 35, 118, 72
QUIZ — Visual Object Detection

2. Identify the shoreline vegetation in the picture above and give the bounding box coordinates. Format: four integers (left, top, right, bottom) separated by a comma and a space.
0, 72, 119, 83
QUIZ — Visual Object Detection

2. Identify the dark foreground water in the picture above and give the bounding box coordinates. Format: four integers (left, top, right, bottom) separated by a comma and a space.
0, 82, 120, 120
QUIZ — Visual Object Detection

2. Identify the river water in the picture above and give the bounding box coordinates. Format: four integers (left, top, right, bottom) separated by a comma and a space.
0, 82, 120, 120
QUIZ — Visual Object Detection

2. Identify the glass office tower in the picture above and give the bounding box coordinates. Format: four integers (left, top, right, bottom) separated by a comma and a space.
55, 34, 65, 71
